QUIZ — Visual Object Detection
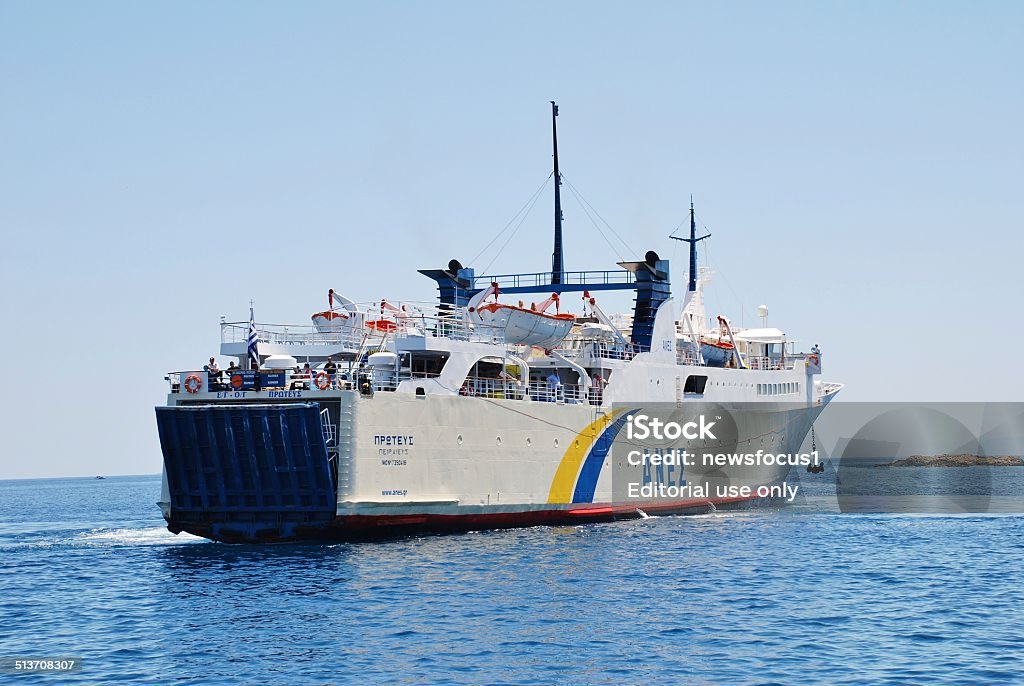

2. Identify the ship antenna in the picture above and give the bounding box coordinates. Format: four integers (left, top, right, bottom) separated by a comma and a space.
550, 100, 564, 285
670, 195, 711, 292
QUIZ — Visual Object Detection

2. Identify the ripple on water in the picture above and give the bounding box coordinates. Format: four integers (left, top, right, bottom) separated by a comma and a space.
3, 477, 1024, 684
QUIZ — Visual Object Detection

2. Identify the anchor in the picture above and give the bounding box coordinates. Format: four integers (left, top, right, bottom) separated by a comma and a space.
806, 426, 826, 474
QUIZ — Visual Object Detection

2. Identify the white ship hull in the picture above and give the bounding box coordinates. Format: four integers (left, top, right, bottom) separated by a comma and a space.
337, 392, 816, 517
157, 375, 831, 542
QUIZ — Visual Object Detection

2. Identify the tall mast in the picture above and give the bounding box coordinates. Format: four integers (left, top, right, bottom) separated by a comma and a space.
550, 100, 564, 285
669, 195, 710, 292
688, 198, 697, 292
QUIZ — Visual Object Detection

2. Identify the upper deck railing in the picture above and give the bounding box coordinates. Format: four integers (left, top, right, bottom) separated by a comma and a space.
477, 269, 636, 291
220, 322, 364, 347
746, 356, 799, 371
219, 301, 506, 348
819, 381, 842, 396
216, 300, 816, 377
165, 367, 605, 406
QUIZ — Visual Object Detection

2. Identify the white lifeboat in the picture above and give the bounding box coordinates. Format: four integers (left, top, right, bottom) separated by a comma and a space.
468, 283, 574, 348
312, 289, 363, 334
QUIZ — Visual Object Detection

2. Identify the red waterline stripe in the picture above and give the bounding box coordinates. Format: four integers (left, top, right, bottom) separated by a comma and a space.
340, 494, 764, 531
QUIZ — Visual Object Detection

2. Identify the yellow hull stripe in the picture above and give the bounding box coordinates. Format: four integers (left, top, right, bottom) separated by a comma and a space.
546, 409, 627, 504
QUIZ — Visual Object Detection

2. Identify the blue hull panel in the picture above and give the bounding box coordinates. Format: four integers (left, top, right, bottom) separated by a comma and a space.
155, 403, 336, 542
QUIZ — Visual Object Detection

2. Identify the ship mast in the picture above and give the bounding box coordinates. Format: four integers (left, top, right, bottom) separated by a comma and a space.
670, 197, 710, 292
550, 100, 564, 285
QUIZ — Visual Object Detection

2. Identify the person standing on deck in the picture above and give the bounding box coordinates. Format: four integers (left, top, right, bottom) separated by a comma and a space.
205, 357, 224, 390
324, 357, 338, 388
546, 371, 562, 402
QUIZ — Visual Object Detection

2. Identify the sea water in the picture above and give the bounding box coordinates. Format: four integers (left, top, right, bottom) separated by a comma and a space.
2, 474, 1024, 684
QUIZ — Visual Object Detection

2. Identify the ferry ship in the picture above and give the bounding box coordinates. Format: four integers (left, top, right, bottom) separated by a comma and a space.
155, 104, 842, 542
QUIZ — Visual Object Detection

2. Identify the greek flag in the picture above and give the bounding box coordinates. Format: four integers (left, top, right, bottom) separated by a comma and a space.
247, 305, 259, 369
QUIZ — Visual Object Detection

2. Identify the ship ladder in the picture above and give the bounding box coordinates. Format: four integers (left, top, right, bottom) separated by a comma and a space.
350, 330, 372, 379
320, 406, 339, 488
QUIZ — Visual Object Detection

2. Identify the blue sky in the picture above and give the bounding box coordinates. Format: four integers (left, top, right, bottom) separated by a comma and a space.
1, 1, 1021, 478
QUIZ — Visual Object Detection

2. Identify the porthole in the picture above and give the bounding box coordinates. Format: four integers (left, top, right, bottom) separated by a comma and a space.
554, 438, 560, 448
526, 437, 532, 447
457, 434, 463, 445
496, 436, 502, 446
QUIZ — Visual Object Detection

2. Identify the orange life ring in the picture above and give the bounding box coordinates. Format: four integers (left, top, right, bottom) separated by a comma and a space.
808, 353, 820, 366
184, 374, 202, 394
315, 372, 331, 390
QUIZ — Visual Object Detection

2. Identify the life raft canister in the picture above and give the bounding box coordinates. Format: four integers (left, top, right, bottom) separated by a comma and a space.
184, 374, 202, 394
315, 372, 331, 390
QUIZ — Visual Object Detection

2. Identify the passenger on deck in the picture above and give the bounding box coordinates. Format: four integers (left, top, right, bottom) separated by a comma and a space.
205, 357, 225, 390
323, 357, 338, 390
546, 371, 562, 402
590, 374, 605, 405
290, 366, 304, 391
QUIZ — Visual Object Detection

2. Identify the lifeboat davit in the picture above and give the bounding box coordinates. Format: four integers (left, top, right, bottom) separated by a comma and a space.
364, 299, 425, 335
312, 289, 363, 334
469, 283, 574, 348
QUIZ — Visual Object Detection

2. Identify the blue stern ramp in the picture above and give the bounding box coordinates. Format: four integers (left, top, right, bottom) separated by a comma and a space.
155, 403, 336, 542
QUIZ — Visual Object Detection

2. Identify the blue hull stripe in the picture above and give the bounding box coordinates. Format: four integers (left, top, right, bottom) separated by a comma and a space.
572, 414, 630, 503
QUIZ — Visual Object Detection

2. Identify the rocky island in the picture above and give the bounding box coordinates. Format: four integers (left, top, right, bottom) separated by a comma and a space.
878, 454, 1024, 468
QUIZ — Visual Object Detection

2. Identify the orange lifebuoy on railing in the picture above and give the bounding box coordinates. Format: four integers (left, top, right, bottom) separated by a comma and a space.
184, 374, 202, 394
315, 372, 331, 391
807, 353, 820, 367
